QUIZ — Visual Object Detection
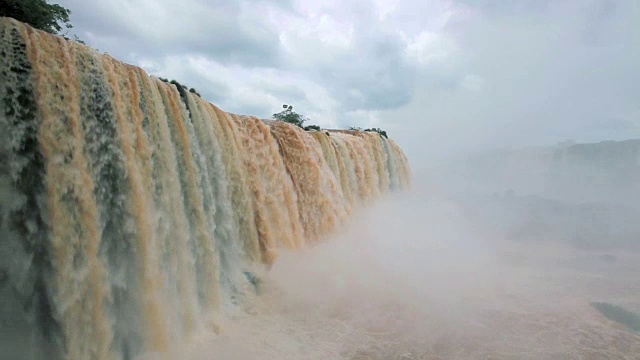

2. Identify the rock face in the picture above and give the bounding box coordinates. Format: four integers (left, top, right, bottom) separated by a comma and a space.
0, 17, 410, 359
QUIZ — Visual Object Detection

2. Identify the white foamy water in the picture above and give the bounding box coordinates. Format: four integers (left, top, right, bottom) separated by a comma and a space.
182, 192, 640, 360
0, 18, 410, 359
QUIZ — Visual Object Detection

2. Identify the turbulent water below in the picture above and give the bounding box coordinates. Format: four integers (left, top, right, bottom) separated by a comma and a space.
178, 192, 640, 360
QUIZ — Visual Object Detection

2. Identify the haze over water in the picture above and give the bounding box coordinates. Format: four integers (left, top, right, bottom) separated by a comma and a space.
181, 175, 640, 359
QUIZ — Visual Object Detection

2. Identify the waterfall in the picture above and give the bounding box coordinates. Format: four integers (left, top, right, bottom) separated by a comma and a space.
0, 18, 411, 360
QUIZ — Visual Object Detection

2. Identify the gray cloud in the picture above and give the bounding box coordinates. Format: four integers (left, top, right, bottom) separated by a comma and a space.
258, 81, 308, 107
159, 60, 232, 105
387, 0, 640, 166
60, 0, 283, 67
53, 0, 638, 164
319, 32, 415, 111
274, 1, 424, 114
58, 0, 426, 116
454, 0, 566, 17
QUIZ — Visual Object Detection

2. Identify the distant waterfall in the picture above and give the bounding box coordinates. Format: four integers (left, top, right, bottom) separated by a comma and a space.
0, 17, 411, 360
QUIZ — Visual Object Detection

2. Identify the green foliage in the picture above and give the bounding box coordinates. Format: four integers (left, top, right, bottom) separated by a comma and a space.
1, 0, 86, 43
72, 33, 85, 45
169, 79, 185, 88
304, 124, 321, 131
349, 126, 388, 138
273, 104, 308, 128
1, 0, 72, 35
157, 78, 201, 97
365, 127, 388, 139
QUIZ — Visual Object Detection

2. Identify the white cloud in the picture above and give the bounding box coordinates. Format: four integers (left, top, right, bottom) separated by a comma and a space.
460, 74, 485, 92
405, 31, 457, 67
386, 0, 640, 168
55, 0, 638, 165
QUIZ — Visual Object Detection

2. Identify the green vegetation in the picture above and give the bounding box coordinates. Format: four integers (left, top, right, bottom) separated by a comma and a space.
273, 104, 308, 128
349, 126, 388, 138
364, 127, 388, 139
158, 77, 201, 97
1, 0, 71, 34
272, 105, 327, 132
270, 107, 389, 137
0, 0, 84, 42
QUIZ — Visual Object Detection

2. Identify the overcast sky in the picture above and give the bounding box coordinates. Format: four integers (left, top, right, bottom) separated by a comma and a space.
57, 0, 639, 167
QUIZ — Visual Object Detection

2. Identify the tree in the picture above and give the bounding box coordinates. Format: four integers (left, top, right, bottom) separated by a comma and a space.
365, 127, 388, 139
1, 0, 73, 35
273, 104, 308, 128
157, 78, 201, 97
349, 126, 388, 138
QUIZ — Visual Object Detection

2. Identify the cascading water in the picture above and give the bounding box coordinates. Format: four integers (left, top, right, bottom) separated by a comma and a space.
0, 18, 410, 360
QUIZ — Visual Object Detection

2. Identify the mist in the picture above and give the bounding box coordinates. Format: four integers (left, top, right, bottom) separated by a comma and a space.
24, 1, 637, 358
173, 158, 640, 359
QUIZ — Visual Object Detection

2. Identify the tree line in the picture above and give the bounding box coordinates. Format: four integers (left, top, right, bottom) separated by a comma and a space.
273, 105, 388, 137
